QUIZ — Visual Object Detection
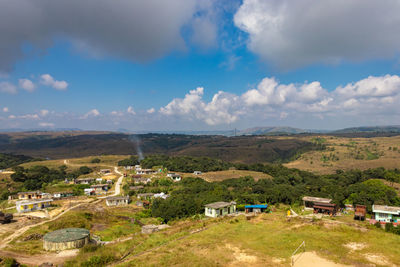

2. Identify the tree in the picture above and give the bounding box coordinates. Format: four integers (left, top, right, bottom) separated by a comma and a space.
79, 166, 92, 175
91, 158, 101, 163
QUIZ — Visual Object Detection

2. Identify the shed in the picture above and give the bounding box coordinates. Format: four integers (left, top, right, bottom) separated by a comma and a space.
137, 193, 155, 200
106, 196, 130, 206
245, 204, 268, 214
313, 202, 337, 215
205, 201, 236, 218
302, 196, 332, 208
43, 228, 90, 251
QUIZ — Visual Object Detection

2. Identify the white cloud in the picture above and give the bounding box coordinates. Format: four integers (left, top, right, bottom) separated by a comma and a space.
127, 106, 136, 115
39, 122, 55, 127
160, 74, 400, 126
2, 107, 9, 113
0, 82, 17, 94
40, 74, 68, 90
18, 114, 40, 120
147, 108, 156, 114
111, 111, 123, 116
234, 0, 400, 69
39, 109, 49, 116
81, 109, 100, 119
18, 78, 36, 92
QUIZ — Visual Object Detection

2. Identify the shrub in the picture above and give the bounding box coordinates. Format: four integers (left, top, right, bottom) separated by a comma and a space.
374, 222, 382, 229
91, 158, 101, 163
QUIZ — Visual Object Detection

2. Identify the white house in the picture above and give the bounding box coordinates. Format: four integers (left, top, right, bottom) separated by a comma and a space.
137, 169, 156, 175
16, 199, 53, 213
135, 165, 141, 171
204, 201, 236, 218
154, 192, 170, 199
193, 171, 202, 175
167, 173, 181, 182
106, 196, 130, 206
373, 204, 400, 223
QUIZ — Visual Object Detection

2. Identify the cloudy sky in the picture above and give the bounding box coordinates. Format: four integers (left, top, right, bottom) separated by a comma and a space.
1, 0, 400, 131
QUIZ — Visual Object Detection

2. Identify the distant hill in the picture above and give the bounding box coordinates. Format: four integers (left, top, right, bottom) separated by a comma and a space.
0, 132, 322, 164
333, 125, 400, 133
239, 126, 309, 135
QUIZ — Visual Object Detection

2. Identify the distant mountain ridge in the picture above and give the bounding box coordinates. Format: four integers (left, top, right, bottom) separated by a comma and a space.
332, 125, 400, 134
238, 126, 310, 135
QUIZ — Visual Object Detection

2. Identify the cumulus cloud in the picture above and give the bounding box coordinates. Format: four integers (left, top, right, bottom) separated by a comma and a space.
39, 109, 49, 116
147, 108, 156, 114
234, 0, 400, 69
127, 106, 136, 115
111, 111, 123, 116
0, 82, 17, 94
160, 74, 400, 126
40, 74, 68, 90
0, 0, 221, 72
2, 107, 9, 112
81, 109, 100, 119
18, 78, 36, 92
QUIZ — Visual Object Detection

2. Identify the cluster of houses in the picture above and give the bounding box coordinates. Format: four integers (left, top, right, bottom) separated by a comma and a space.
9, 191, 76, 213
84, 184, 110, 196
71, 177, 113, 185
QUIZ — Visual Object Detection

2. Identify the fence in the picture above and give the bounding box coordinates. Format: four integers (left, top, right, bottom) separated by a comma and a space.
291, 240, 306, 266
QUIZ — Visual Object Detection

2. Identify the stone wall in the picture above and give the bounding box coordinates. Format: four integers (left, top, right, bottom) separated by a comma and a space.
43, 236, 90, 251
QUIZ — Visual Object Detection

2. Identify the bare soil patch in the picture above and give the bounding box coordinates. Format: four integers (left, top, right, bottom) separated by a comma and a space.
293, 251, 352, 267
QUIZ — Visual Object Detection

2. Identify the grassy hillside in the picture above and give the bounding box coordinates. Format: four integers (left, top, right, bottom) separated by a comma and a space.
284, 135, 400, 174
0, 132, 322, 164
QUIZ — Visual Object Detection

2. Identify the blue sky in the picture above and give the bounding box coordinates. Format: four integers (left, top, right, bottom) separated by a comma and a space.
1, 0, 400, 131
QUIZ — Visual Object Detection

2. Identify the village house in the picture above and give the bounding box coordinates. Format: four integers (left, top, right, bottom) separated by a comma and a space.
53, 192, 73, 199
75, 177, 95, 185
84, 188, 95, 196
313, 202, 337, 215
302, 196, 332, 209
90, 184, 109, 194
96, 178, 104, 183
167, 173, 182, 182
17, 191, 48, 200
193, 171, 202, 175
100, 169, 111, 174
136, 169, 157, 175
105, 196, 130, 206
154, 192, 169, 199
137, 193, 155, 200
135, 165, 141, 171
372, 204, 400, 223
245, 204, 268, 214
124, 166, 134, 170
133, 177, 152, 184
16, 199, 53, 213
205, 201, 236, 218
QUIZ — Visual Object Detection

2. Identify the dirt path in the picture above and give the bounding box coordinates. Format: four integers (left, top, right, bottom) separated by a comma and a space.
293, 252, 352, 267
0, 249, 79, 266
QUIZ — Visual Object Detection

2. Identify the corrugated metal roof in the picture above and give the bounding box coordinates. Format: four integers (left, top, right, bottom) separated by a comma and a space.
302, 196, 332, 203
205, 201, 236, 209
245, 204, 268, 209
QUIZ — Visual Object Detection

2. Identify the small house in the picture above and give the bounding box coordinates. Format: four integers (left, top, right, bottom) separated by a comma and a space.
90, 184, 109, 194
106, 196, 130, 206
96, 178, 103, 183
313, 202, 337, 215
84, 188, 95, 196
133, 177, 152, 184
124, 166, 134, 170
137, 169, 156, 175
137, 193, 155, 200
16, 199, 53, 213
53, 192, 73, 199
193, 171, 202, 175
135, 165, 141, 171
154, 192, 169, 199
17, 191, 43, 200
354, 205, 367, 221
302, 196, 332, 209
205, 201, 236, 218
372, 204, 400, 223
245, 204, 268, 214
75, 178, 95, 185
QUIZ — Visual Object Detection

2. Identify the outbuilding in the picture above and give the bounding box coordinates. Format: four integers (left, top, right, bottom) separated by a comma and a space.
245, 204, 268, 214
302, 196, 332, 209
313, 202, 337, 215
106, 196, 130, 206
205, 201, 236, 218
43, 228, 90, 251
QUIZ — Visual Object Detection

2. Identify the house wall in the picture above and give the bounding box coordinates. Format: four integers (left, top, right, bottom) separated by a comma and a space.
375, 212, 393, 222
17, 201, 51, 213
205, 205, 236, 218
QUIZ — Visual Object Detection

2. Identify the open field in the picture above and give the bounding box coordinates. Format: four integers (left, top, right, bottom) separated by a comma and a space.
183, 170, 272, 182
284, 135, 400, 174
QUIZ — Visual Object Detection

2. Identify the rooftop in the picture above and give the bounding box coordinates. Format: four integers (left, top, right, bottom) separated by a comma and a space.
302, 196, 332, 203
16, 199, 53, 205
43, 228, 90, 243
373, 205, 400, 214
245, 204, 268, 209
106, 196, 129, 201
205, 201, 236, 209
18, 191, 42, 194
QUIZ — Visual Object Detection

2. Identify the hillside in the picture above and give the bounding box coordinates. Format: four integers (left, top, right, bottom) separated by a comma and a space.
0, 132, 321, 164
284, 135, 400, 174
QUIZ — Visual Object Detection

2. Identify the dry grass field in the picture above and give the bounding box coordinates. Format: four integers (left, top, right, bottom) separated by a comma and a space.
182, 170, 272, 182
284, 135, 400, 174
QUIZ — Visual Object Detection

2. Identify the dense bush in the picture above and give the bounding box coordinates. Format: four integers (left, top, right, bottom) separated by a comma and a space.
91, 158, 101, 163
118, 156, 139, 166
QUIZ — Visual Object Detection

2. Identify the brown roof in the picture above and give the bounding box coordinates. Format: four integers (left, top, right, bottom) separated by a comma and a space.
302, 196, 332, 203
205, 201, 236, 209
